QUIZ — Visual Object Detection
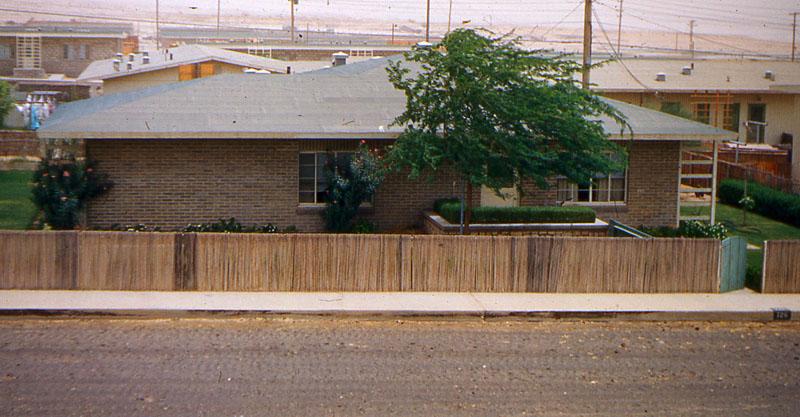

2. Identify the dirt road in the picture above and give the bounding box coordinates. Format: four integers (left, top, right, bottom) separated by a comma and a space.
0, 317, 798, 416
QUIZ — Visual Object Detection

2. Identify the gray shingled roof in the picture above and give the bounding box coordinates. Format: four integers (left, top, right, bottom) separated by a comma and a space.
78, 45, 290, 81
40, 56, 734, 141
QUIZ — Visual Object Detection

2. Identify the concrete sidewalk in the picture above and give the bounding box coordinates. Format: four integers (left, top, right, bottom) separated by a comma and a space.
1, 289, 799, 321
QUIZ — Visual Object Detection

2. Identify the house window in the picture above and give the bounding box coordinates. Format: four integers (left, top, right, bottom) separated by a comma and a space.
63, 44, 89, 60
746, 103, 767, 143
722, 103, 741, 132
298, 152, 354, 204
0, 45, 11, 60
556, 171, 627, 204
691, 102, 711, 124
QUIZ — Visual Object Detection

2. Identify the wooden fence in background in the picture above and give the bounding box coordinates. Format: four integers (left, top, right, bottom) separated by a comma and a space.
0, 231, 723, 293
762, 240, 800, 293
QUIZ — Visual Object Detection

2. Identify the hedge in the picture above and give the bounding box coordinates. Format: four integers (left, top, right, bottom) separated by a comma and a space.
718, 179, 800, 228
434, 198, 596, 224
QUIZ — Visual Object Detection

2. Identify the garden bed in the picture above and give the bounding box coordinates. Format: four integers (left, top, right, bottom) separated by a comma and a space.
422, 211, 609, 236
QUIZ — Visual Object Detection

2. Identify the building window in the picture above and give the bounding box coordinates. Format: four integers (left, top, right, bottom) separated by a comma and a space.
746, 103, 767, 143
0, 45, 11, 60
722, 103, 741, 132
556, 171, 627, 204
63, 44, 89, 60
692, 102, 711, 124
298, 152, 354, 204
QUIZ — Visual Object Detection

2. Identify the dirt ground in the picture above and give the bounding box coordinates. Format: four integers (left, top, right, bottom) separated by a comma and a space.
0, 317, 799, 416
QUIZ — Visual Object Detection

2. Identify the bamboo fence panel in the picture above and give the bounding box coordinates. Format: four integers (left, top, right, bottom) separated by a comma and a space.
292, 234, 402, 291
195, 233, 294, 291
0, 231, 75, 289
0, 232, 723, 293
76, 231, 175, 290
762, 240, 800, 293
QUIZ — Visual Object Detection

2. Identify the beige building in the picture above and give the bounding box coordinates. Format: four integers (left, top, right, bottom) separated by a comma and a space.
589, 59, 800, 185
77, 45, 293, 95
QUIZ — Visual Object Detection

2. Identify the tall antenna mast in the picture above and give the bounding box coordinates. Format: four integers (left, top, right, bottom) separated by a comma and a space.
689, 19, 696, 59
425, 0, 431, 42
616, 0, 623, 54
791, 12, 798, 62
582, 0, 593, 89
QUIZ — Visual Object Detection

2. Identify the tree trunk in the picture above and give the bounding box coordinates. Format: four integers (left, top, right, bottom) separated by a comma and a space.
464, 181, 473, 235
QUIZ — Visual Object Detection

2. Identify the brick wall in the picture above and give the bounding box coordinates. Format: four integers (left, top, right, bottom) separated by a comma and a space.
0, 38, 14, 76
41, 37, 122, 78
86, 139, 478, 232
519, 141, 680, 228
0, 130, 41, 157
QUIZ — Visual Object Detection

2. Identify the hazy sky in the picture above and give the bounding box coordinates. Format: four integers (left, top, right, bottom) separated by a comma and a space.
4, 0, 800, 43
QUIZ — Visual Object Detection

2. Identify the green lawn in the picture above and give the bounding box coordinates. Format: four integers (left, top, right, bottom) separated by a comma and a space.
714, 203, 800, 290
0, 170, 36, 229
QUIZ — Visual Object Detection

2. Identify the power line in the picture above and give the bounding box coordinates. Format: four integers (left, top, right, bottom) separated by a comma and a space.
592, 6, 655, 92
540, 1, 585, 38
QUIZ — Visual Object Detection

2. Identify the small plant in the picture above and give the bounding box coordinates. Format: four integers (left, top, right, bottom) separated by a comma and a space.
110, 223, 161, 232
738, 195, 755, 226
181, 218, 280, 233
352, 219, 377, 233
678, 221, 729, 239
31, 156, 112, 230
322, 145, 384, 232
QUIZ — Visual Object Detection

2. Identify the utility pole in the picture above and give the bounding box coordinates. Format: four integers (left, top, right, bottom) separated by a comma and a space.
616, 0, 623, 54
447, 0, 454, 34
290, 0, 296, 43
791, 12, 798, 62
216, 0, 221, 37
425, 0, 431, 42
155, 0, 161, 50
689, 19, 696, 59
391, 23, 396, 45
581, 0, 592, 89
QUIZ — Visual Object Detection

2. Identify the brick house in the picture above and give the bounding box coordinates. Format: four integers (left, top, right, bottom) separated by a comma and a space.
0, 21, 136, 79
38, 57, 734, 232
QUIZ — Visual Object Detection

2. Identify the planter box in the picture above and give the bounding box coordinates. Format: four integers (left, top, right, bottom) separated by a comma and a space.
422, 211, 609, 236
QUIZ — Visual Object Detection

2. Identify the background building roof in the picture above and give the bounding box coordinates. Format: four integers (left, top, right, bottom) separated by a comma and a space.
78, 45, 290, 80
42, 56, 734, 141
0, 21, 133, 38
591, 59, 800, 94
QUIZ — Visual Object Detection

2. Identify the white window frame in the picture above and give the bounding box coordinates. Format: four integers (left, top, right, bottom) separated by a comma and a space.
298, 151, 356, 206
556, 171, 628, 206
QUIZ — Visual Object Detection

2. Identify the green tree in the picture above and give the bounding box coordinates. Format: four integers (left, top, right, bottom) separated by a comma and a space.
386, 29, 629, 232
0, 80, 14, 129
322, 145, 384, 232
31, 156, 113, 230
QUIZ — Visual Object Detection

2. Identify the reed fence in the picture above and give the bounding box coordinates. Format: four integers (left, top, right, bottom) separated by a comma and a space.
0, 231, 723, 293
762, 240, 800, 293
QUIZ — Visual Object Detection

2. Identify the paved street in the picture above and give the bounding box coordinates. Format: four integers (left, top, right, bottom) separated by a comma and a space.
0, 317, 798, 416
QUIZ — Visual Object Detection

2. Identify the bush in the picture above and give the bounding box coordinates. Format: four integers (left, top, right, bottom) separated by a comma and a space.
643, 221, 728, 239
181, 218, 279, 233
719, 179, 800, 228
31, 157, 112, 230
434, 199, 596, 224
322, 146, 384, 232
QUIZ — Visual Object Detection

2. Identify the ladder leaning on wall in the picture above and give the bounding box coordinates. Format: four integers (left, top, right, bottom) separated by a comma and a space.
678, 141, 718, 224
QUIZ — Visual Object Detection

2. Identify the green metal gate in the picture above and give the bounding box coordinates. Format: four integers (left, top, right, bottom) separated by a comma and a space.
719, 236, 747, 292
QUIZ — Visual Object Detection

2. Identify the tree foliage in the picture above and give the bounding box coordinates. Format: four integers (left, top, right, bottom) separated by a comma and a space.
31, 156, 112, 230
322, 145, 384, 232
0, 80, 14, 129
385, 29, 629, 195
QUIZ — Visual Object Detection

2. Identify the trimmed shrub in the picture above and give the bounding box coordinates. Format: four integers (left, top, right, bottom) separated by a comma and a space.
719, 179, 800, 228
434, 199, 596, 224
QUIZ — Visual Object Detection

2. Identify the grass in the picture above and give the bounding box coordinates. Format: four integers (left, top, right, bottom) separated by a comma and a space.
714, 203, 800, 290
0, 170, 36, 230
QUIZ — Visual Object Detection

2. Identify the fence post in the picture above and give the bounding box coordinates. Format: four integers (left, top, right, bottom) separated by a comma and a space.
54, 231, 79, 289
173, 233, 197, 291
